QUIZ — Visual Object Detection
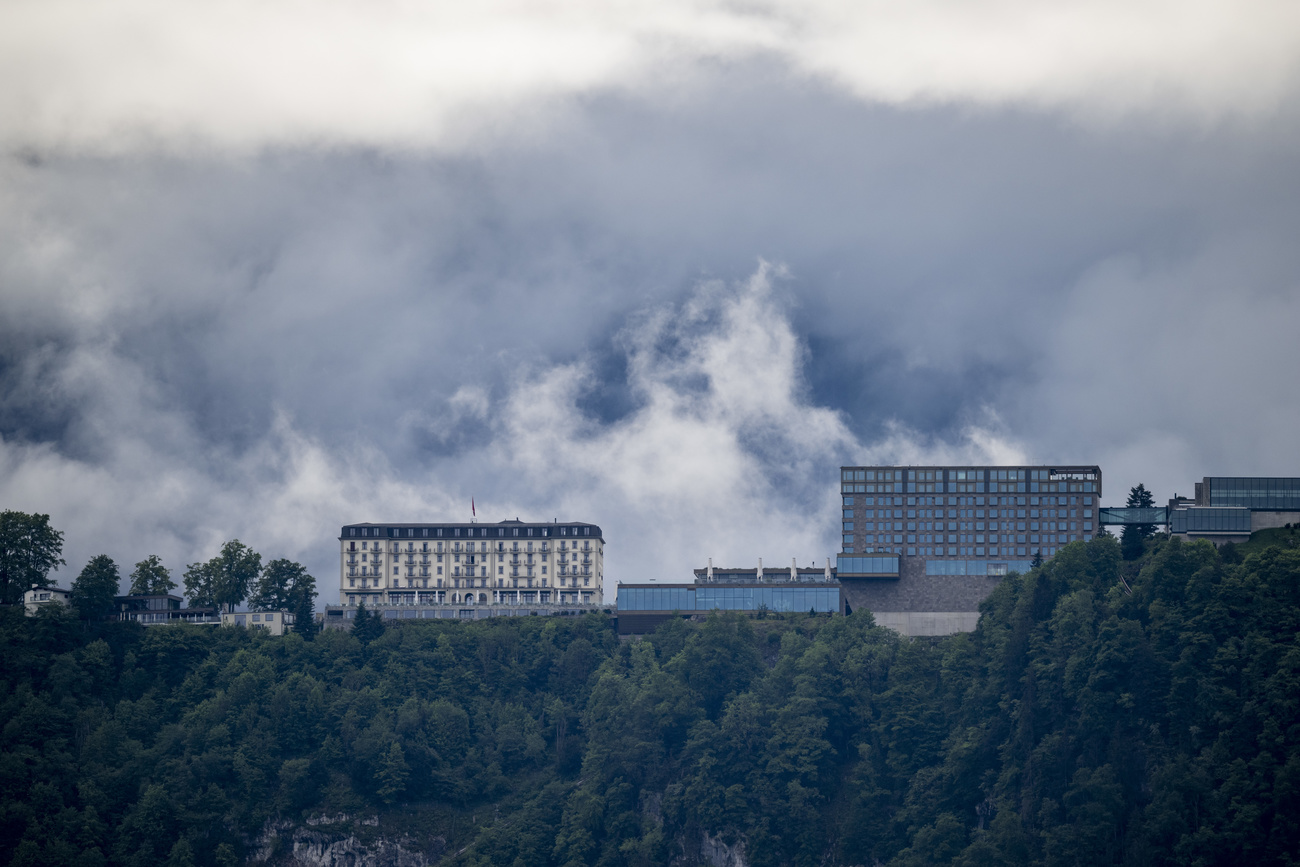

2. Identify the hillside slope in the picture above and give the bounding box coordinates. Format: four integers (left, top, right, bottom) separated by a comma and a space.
2, 534, 1298, 866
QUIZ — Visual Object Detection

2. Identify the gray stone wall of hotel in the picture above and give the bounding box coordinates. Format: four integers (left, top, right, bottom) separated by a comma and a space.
1250, 510, 1300, 532
841, 568, 1001, 615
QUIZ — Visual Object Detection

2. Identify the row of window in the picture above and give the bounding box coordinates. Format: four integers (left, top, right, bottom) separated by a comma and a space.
350, 565, 592, 580
852, 531, 1087, 543
232, 613, 280, 624
348, 551, 590, 564
843, 535, 1090, 551
842, 481, 1097, 494
913, 545, 1068, 560
1170, 508, 1252, 533
343, 591, 598, 607
844, 496, 1093, 508
835, 556, 900, 575
841, 467, 1099, 482
347, 539, 595, 553
1205, 477, 1300, 511
845, 506, 1091, 520
352, 575, 593, 588
848, 519, 1092, 533
616, 586, 840, 613
347, 525, 598, 538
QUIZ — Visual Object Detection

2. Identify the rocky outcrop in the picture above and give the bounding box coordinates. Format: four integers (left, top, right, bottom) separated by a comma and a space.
253, 818, 443, 866
700, 831, 747, 867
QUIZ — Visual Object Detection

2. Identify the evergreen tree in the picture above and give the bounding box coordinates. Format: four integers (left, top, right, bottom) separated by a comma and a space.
1121, 483, 1156, 560
70, 554, 121, 621
352, 600, 384, 645
293, 590, 318, 640
1031, 549, 1044, 569
128, 554, 176, 596
0, 510, 66, 605
376, 742, 410, 804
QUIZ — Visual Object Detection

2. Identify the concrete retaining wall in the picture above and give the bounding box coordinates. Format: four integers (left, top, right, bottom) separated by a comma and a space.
871, 611, 982, 636
841, 557, 1003, 636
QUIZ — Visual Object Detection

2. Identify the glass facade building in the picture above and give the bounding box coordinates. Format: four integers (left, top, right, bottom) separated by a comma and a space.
839, 465, 1101, 572
835, 556, 900, 577
1170, 507, 1252, 534
616, 585, 841, 613
1199, 477, 1300, 512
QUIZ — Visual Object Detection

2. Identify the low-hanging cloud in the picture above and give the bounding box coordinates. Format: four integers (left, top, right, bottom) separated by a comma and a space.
2, 0, 1298, 153
1, 50, 1297, 605
0, 265, 1023, 601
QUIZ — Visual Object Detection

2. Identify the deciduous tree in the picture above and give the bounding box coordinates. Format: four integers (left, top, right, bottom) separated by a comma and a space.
0, 510, 66, 605
70, 555, 121, 621
249, 558, 314, 613
128, 554, 176, 596
183, 540, 261, 613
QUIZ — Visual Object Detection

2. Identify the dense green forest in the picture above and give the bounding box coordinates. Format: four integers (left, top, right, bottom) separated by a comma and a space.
2, 532, 1299, 866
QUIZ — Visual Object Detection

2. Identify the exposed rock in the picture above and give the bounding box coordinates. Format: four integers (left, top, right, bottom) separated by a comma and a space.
700, 831, 747, 867
304, 814, 379, 827
640, 790, 663, 825
254, 819, 443, 866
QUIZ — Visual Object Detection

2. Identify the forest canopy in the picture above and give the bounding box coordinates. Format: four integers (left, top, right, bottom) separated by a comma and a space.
1, 532, 1298, 866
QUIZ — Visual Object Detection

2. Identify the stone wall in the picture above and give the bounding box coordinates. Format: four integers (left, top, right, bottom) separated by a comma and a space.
841, 556, 1003, 636
871, 611, 983, 637
1251, 511, 1300, 532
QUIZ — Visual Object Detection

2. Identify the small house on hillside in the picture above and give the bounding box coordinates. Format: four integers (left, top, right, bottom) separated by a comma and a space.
222, 610, 294, 636
24, 585, 71, 616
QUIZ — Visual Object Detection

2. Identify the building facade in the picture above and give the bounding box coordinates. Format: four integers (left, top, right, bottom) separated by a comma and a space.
839, 465, 1101, 563
23, 585, 70, 615
837, 464, 1102, 636
115, 594, 220, 626
339, 519, 604, 607
221, 610, 293, 635
615, 561, 842, 635
1167, 476, 1300, 543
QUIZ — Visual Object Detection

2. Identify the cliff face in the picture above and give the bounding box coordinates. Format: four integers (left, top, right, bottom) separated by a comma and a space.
699, 830, 748, 867
254, 817, 444, 867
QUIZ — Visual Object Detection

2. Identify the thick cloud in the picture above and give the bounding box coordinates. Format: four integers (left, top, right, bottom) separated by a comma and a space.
1, 9, 1298, 602
2, 0, 1298, 151
0, 259, 1023, 600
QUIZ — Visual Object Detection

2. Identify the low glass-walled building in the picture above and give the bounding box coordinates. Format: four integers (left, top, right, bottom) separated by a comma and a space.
617, 584, 841, 614
1174, 477, 1300, 538
616, 563, 843, 635
115, 594, 220, 626
1196, 477, 1300, 511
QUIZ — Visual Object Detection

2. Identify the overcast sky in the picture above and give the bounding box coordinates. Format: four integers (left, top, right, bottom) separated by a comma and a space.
2, 0, 1299, 603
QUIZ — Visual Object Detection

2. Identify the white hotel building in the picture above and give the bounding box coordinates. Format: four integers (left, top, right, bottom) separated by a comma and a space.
339, 519, 604, 607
